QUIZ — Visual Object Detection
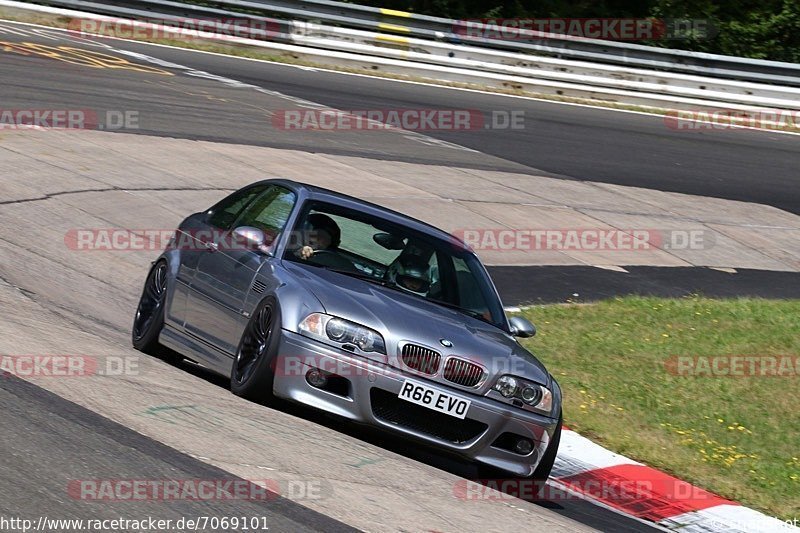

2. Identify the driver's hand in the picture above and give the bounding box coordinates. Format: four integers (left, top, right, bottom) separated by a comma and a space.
297, 245, 314, 260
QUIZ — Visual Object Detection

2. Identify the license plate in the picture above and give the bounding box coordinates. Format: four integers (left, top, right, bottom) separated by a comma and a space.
397, 379, 471, 419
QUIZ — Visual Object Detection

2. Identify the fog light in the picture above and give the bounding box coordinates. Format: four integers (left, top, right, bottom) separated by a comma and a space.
514, 438, 533, 455
306, 368, 328, 388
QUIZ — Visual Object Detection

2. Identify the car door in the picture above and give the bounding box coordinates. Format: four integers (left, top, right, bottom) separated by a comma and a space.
170, 185, 268, 330
185, 185, 297, 355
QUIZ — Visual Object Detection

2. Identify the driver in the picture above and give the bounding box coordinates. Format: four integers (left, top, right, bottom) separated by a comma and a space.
296, 213, 341, 260
390, 255, 431, 295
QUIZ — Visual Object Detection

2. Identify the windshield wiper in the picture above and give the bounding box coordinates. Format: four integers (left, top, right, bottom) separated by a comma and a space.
321, 266, 389, 286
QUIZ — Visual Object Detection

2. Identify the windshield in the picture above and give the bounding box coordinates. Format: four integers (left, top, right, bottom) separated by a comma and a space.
282, 201, 507, 329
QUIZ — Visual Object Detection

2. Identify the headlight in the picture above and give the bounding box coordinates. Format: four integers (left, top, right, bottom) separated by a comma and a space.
495, 375, 518, 398
520, 385, 540, 404
492, 375, 553, 415
299, 313, 386, 354
325, 318, 347, 341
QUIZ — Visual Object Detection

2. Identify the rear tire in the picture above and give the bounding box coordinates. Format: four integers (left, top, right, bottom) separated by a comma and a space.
132, 260, 168, 354
231, 296, 281, 402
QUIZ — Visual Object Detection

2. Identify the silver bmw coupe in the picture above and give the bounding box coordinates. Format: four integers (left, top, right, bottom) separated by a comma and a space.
132, 179, 562, 480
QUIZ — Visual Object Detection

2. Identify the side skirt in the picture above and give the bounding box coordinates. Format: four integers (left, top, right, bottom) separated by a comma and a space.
160, 324, 234, 377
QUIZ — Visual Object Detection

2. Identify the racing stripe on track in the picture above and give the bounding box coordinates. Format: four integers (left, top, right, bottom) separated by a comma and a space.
559, 464, 731, 520
553, 428, 800, 532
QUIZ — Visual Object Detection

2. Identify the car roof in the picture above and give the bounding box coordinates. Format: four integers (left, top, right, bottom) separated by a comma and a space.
258, 178, 470, 248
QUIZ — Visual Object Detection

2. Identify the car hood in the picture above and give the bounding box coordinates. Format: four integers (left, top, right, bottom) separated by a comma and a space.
283, 261, 550, 387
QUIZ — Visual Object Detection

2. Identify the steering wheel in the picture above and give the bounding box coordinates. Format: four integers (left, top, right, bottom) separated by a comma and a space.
308, 249, 357, 271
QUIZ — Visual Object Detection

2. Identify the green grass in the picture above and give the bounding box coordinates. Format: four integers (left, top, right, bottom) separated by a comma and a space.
516, 296, 800, 519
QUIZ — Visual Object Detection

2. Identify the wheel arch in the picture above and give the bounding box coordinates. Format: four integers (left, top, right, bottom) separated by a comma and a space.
244, 263, 326, 335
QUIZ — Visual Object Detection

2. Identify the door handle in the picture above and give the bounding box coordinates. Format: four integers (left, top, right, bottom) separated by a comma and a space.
206, 241, 219, 252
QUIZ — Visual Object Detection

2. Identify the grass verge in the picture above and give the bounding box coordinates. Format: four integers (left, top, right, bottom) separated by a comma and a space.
517, 296, 799, 519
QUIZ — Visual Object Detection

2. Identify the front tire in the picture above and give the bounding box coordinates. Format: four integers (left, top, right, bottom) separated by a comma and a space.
132, 260, 168, 354
231, 296, 281, 402
532, 411, 563, 483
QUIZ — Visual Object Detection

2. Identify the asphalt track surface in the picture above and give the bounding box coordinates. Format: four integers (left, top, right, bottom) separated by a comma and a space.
493, 266, 800, 305
0, 20, 794, 531
0, 25, 798, 214
150, 53, 800, 215
0, 375, 354, 532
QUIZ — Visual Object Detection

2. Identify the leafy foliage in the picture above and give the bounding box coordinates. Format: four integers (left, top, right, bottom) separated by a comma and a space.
377, 0, 800, 61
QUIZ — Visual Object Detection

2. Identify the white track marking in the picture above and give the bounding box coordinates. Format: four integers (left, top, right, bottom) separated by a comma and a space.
0, 18, 480, 151
0, 22, 29, 35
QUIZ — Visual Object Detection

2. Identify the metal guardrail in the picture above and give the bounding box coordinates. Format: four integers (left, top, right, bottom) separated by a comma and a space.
236, 0, 800, 84
291, 23, 800, 108
9, 0, 800, 106
22, 0, 800, 87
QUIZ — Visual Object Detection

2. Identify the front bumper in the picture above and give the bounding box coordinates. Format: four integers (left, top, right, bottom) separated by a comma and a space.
272, 329, 559, 477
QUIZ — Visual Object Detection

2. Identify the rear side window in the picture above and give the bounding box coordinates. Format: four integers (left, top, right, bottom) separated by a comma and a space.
207, 186, 267, 229
233, 186, 296, 241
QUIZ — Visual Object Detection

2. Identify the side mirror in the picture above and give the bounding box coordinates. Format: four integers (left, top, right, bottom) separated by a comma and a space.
509, 316, 536, 338
232, 226, 270, 255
